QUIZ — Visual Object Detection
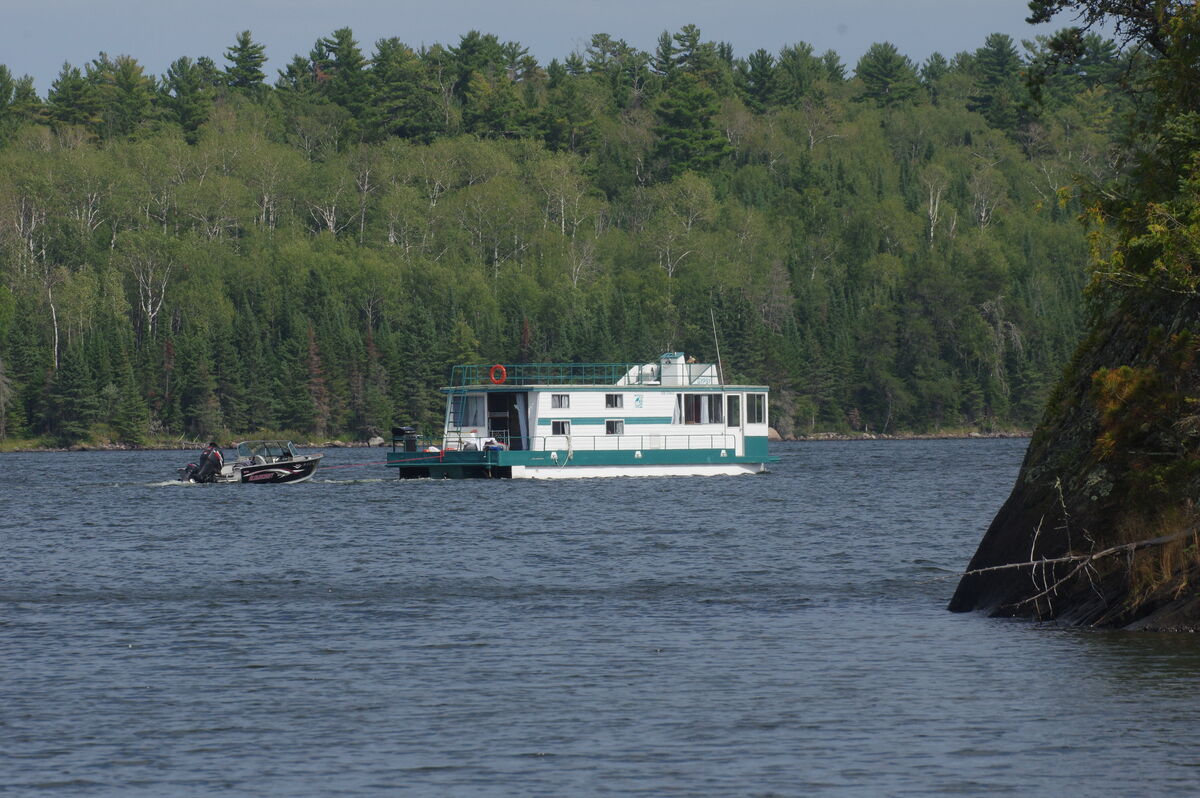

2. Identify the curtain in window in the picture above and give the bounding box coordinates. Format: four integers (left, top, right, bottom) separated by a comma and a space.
515, 394, 528, 450
466, 395, 486, 427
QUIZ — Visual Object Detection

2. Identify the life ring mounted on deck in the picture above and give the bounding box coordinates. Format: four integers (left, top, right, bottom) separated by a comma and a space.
489, 363, 508, 384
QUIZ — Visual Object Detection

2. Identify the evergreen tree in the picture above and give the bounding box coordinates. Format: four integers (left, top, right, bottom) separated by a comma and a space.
820, 50, 846, 82
740, 49, 777, 113
315, 28, 371, 125
671, 24, 728, 92
652, 30, 676, 78
47, 346, 100, 442
0, 285, 13, 439
921, 52, 950, 104
275, 54, 317, 95
224, 30, 268, 93
6, 75, 43, 127
541, 75, 596, 151
0, 353, 12, 440
652, 72, 731, 177
776, 42, 823, 106
0, 65, 13, 119
0, 66, 37, 140
969, 33, 1025, 130
562, 52, 585, 76
161, 56, 213, 140
112, 356, 149, 444
1076, 33, 1120, 89
0, 65, 18, 140
855, 42, 921, 107
87, 53, 155, 138
194, 57, 222, 88
462, 72, 526, 137
584, 33, 649, 108
369, 37, 442, 141
449, 30, 507, 101
47, 63, 98, 130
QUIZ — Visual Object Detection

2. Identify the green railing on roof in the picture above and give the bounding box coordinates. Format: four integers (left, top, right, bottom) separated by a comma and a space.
450, 362, 653, 387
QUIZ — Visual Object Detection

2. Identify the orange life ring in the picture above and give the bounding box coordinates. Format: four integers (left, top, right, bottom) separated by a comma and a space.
489, 363, 508, 384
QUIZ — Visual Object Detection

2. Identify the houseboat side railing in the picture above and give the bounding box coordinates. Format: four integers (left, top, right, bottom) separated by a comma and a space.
451, 363, 646, 386
447, 362, 722, 387
436, 433, 738, 452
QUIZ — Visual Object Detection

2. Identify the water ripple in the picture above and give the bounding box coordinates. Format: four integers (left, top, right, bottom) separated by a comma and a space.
3, 440, 1200, 796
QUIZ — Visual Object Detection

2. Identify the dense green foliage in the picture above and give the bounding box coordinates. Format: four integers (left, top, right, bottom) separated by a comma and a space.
0, 25, 1131, 444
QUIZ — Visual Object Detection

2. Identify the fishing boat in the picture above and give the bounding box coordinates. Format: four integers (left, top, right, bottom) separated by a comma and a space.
178, 440, 323, 484
387, 353, 777, 479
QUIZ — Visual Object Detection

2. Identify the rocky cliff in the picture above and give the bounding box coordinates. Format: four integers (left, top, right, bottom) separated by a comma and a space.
949, 293, 1200, 630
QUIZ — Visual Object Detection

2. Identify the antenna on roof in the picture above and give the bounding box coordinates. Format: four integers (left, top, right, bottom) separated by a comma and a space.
710, 308, 724, 385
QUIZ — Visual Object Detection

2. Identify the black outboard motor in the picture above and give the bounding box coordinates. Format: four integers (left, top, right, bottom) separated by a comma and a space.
392, 426, 419, 452
185, 443, 223, 483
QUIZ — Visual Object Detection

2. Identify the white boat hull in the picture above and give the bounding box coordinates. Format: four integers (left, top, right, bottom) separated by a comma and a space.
511, 462, 766, 479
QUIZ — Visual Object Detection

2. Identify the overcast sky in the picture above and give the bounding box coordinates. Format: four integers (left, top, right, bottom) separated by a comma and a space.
5, 0, 1071, 95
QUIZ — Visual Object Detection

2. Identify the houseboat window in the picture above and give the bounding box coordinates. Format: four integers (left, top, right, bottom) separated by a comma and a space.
551, 394, 570, 409
552, 420, 571, 435
747, 393, 766, 424
709, 395, 724, 424
605, 393, 623, 408
681, 393, 725, 424
727, 394, 741, 426
605, 419, 624, 435
451, 394, 486, 428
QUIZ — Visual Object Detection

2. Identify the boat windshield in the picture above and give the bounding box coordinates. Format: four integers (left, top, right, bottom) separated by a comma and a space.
236, 440, 298, 458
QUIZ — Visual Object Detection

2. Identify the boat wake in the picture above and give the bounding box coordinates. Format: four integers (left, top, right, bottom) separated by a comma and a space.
314, 477, 388, 485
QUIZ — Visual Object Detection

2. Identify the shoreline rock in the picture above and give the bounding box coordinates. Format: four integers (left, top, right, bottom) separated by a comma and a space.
949, 293, 1200, 632
782, 430, 1030, 442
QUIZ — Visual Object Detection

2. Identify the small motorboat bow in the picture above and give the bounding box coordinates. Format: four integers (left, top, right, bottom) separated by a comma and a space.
179, 440, 322, 484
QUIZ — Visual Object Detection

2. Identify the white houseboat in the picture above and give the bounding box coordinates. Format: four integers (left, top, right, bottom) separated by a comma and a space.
386, 353, 777, 479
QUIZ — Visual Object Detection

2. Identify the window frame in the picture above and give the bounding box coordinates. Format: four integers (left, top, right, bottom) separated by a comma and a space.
551, 420, 571, 436
551, 394, 570, 409
682, 393, 724, 424
605, 393, 623, 409
605, 419, 625, 435
727, 394, 741, 427
746, 393, 766, 424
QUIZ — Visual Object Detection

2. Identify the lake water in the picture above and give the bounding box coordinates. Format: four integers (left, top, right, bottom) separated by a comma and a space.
3, 439, 1200, 796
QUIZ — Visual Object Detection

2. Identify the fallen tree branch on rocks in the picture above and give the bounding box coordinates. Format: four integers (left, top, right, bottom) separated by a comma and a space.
953, 528, 1199, 615
959, 529, 1195, 580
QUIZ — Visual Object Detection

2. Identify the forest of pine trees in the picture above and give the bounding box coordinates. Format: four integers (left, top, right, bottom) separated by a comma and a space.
0, 24, 1138, 444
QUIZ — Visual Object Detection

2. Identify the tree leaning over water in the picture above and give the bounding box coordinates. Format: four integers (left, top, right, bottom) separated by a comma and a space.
0, 23, 1128, 445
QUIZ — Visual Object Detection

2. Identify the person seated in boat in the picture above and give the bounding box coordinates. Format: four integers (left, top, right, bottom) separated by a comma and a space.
194, 441, 223, 481
481, 436, 506, 451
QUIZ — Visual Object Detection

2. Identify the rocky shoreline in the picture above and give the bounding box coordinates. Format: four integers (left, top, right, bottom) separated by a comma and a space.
949, 293, 1200, 632
776, 430, 1030, 442
1, 439, 384, 453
